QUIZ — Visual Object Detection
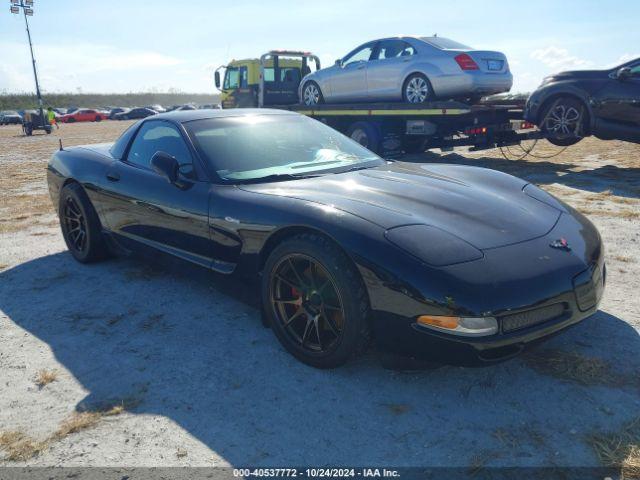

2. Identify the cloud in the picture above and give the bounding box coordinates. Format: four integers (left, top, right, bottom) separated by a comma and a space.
530, 46, 592, 70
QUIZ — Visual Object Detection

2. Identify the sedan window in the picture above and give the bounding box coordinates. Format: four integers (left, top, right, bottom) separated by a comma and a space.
126, 121, 193, 172
375, 40, 416, 60
343, 45, 374, 66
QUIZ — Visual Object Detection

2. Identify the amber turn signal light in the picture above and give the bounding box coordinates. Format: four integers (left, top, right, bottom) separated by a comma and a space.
417, 315, 459, 329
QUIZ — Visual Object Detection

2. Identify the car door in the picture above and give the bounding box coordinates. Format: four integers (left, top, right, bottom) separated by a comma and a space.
593, 63, 640, 143
366, 39, 417, 100
100, 120, 214, 267
329, 42, 375, 102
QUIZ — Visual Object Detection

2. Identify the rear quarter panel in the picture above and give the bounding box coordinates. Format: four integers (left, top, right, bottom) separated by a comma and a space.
47, 145, 115, 222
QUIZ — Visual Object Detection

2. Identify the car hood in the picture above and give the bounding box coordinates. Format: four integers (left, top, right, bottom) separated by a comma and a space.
239, 162, 561, 250
546, 69, 609, 81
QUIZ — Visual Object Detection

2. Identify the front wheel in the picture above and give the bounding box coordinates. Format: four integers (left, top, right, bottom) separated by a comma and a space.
403, 73, 432, 103
262, 234, 371, 368
302, 81, 324, 106
539, 97, 586, 146
95, 116, 102, 122
59, 183, 110, 263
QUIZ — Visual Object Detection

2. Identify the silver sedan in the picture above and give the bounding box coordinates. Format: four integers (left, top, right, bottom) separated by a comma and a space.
299, 36, 513, 105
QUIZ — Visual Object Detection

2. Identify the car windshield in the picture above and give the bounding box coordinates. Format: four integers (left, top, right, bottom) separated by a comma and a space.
184, 114, 384, 182
421, 36, 472, 50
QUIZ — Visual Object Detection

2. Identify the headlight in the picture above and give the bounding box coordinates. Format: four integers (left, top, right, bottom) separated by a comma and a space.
416, 315, 498, 336
385, 224, 483, 267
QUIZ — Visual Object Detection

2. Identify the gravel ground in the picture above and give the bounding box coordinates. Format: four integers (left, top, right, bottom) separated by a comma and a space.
0, 122, 638, 472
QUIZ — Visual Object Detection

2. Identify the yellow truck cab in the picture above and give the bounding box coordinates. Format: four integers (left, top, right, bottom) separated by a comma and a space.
215, 51, 320, 108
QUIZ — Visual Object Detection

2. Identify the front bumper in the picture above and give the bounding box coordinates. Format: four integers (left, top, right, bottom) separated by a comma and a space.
372, 284, 601, 366
365, 211, 605, 366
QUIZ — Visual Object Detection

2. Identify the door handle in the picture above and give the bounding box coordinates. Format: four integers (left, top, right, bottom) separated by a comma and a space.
106, 171, 120, 182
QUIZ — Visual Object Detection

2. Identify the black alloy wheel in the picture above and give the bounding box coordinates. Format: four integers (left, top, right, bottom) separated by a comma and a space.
271, 253, 345, 353
59, 183, 110, 263
262, 233, 371, 368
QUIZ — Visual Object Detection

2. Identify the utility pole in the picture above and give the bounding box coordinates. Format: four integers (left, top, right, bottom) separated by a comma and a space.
10, 0, 45, 126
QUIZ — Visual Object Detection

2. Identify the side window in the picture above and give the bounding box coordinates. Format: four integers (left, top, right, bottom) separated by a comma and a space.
239, 66, 248, 88
126, 122, 194, 177
375, 40, 416, 60
263, 67, 275, 82
630, 63, 640, 75
224, 68, 239, 89
343, 44, 374, 66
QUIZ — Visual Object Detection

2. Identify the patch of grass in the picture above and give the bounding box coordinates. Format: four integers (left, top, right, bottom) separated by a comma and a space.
588, 417, 640, 479
35, 369, 58, 388
524, 349, 636, 388
0, 431, 47, 462
52, 412, 101, 439
0, 395, 141, 462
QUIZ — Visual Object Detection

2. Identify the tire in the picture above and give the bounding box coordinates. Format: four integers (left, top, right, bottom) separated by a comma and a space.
262, 233, 371, 368
403, 137, 427, 154
95, 116, 102, 122
403, 73, 433, 103
67, 117, 76, 123
301, 81, 324, 106
539, 96, 586, 147
59, 183, 110, 263
346, 121, 381, 154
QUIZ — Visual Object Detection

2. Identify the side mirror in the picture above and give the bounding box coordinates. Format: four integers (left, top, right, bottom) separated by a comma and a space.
151, 151, 179, 184
335, 59, 343, 67
214, 71, 221, 89
616, 67, 632, 80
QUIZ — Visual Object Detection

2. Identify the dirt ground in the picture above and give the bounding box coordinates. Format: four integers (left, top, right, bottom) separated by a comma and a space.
0, 121, 638, 474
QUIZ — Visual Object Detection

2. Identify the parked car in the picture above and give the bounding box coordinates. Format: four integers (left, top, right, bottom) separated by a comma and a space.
524, 57, 640, 146
114, 107, 157, 120
109, 107, 130, 120
0, 110, 23, 125
299, 36, 512, 105
174, 104, 197, 111
145, 104, 166, 113
60, 109, 109, 123
47, 109, 604, 369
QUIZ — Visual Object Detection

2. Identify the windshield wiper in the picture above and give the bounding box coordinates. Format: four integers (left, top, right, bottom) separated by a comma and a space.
231, 172, 323, 184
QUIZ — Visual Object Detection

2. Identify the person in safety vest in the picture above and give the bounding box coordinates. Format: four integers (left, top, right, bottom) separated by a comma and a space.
47, 107, 59, 130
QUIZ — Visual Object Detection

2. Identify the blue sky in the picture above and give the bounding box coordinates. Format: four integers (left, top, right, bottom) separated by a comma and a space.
1, 0, 638, 95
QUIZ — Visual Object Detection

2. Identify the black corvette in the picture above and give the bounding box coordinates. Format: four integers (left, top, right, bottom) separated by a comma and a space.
47, 109, 605, 368
525, 57, 640, 146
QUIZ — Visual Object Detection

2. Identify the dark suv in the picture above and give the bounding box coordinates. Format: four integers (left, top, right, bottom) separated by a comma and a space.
524, 58, 640, 145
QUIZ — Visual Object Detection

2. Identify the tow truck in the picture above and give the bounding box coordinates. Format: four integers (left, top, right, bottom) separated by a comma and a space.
215, 50, 543, 157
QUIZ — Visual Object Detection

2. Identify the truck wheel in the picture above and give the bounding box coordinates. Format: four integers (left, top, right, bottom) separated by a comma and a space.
347, 121, 381, 154
539, 97, 586, 147
302, 81, 324, 106
403, 73, 433, 103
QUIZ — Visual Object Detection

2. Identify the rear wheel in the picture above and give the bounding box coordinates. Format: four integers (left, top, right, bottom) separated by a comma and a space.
346, 121, 381, 154
59, 183, 110, 263
403, 73, 432, 103
539, 96, 586, 146
262, 234, 371, 368
302, 81, 324, 106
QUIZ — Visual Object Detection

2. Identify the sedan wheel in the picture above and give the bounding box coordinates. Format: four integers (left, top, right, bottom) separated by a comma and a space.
540, 97, 585, 146
404, 74, 431, 103
262, 234, 371, 368
302, 82, 323, 106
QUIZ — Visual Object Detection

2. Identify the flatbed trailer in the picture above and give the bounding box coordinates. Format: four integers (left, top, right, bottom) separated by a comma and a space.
216, 50, 542, 157
280, 100, 540, 157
